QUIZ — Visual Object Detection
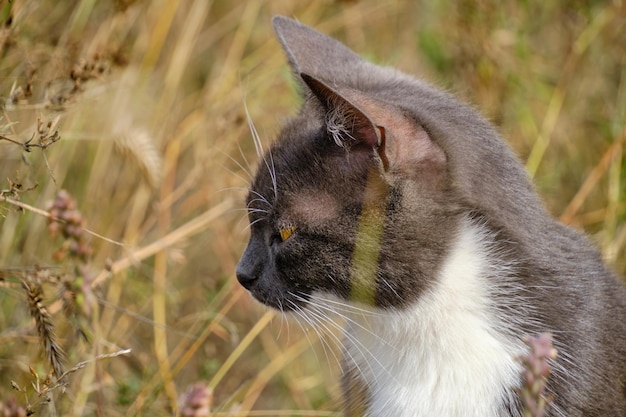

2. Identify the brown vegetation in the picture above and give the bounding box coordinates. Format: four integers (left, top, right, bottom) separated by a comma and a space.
0, 0, 624, 415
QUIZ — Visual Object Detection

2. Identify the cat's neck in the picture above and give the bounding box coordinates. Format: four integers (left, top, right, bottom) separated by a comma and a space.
343, 217, 527, 417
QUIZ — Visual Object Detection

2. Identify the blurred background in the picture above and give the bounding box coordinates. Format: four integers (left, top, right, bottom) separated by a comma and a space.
0, 0, 624, 416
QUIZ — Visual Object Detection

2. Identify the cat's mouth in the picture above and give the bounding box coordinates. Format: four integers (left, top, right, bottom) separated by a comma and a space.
245, 286, 311, 313
236, 265, 311, 312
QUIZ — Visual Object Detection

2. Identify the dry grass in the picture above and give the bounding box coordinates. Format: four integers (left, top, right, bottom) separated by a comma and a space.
0, 0, 624, 416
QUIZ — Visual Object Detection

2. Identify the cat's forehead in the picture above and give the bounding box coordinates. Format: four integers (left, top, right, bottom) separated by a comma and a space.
285, 189, 340, 227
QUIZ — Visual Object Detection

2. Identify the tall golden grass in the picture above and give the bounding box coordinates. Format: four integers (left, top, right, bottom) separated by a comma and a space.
0, 1, 624, 416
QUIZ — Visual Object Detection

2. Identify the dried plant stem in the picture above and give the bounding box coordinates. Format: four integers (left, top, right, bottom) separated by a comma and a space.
156, 0, 210, 121
525, 6, 614, 178
141, 0, 181, 72
153, 254, 177, 412
22, 280, 65, 380
0, 195, 125, 247
208, 309, 276, 390
152, 136, 183, 413
69, 349, 131, 378
2, 1, 622, 415
237, 336, 312, 414
126, 284, 244, 416
91, 198, 233, 288
560, 125, 626, 224
169, 284, 244, 377
210, 1, 262, 100
71, 295, 100, 417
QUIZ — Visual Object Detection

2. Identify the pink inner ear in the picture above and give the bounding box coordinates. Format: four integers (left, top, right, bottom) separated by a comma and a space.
393, 123, 447, 174
355, 124, 382, 149
341, 90, 447, 178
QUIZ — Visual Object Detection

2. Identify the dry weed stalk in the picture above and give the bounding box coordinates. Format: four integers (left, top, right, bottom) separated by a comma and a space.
114, 127, 163, 188
0, 175, 38, 201
8, 348, 132, 416
7, 67, 35, 105
0, 116, 61, 153
0, 1, 623, 415
0, 192, 126, 247
53, 348, 132, 388
21, 279, 65, 380
47, 189, 93, 262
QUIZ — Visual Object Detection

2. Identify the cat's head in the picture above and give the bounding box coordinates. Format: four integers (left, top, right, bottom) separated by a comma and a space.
236, 17, 543, 312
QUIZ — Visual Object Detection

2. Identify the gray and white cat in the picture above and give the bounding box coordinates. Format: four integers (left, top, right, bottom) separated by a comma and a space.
236, 16, 626, 417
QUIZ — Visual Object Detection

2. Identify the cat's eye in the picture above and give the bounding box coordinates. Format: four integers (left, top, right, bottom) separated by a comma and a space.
279, 226, 297, 241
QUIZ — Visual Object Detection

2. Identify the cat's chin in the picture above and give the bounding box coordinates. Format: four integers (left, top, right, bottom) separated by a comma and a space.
251, 289, 379, 319
293, 290, 383, 319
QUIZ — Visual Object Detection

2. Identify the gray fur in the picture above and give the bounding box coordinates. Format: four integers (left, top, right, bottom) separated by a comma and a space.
236, 16, 626, 416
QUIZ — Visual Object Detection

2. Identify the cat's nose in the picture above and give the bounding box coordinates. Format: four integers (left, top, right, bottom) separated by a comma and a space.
236, 266, 257, 290
237, 238, 263, 290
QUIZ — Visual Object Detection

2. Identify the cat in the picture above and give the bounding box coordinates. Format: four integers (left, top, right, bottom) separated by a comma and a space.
236, 16, 626, 417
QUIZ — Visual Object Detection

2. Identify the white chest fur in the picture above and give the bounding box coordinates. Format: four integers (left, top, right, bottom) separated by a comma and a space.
343, 220, 525, 417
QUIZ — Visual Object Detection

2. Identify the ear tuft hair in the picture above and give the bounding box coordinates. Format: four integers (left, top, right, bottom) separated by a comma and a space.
300, 73, 381, 151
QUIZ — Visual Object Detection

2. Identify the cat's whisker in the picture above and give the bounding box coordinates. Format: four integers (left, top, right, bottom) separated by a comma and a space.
286, 299, 328, 367
249, 217, 267, 227
244, 99, 278, 201
229, 207, 259, 214
289, 297, 353, 373
290, 295, 346, 337
380, 278, 402, 302
268, 149, 278, 200
244, 208, 270, 216
302, 313, 344, 372
246, 190, 272, 208
308, 293, 383, 317
240, 208, 270, 231
303, 294, 399, 354
236, 215, 251, 235
290, 293, 396, 387
231, 208, 257, 235
216, 150, 254, 184
244, 100, 264, 158
275, 298, 285, 341
246, 200, 271, 213
229, 143, 256, 182
319, 318, 387, 387
277, 299, 293, 345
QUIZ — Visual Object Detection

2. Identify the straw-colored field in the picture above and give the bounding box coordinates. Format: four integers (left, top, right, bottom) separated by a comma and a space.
1, 1, 624, 415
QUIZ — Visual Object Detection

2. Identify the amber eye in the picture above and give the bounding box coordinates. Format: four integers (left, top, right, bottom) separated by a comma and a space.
279, 226, 297, 241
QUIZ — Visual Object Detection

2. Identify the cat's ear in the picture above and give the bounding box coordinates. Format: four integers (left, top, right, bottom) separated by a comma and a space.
301, 73, 447, 179
301, 73, 383, 153
272, 16, 363, 85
